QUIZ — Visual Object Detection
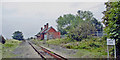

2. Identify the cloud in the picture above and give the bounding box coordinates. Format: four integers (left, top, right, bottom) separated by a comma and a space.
2, 2, 106, 39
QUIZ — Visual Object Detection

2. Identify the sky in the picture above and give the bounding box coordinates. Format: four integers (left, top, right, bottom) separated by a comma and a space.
1, 0, 108, 2
1, 1, 107, 39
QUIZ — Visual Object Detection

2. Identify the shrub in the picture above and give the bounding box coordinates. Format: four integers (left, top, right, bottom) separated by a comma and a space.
4, 44, 14, 48
89, 43, 100, 48
109, 48, 114, 57
102, 35, 107, 41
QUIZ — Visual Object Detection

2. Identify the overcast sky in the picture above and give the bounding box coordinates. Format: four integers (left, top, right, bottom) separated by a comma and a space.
1, 2, 106, 39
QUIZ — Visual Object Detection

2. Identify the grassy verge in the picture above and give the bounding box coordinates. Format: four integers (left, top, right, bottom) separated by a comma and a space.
2, 39, 22, 58
31, 37, 108, 58
46, 38, 71, 45
46, 37, 107, 58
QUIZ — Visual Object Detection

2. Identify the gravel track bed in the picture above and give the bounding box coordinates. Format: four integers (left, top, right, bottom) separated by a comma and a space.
12, 42, 41, 58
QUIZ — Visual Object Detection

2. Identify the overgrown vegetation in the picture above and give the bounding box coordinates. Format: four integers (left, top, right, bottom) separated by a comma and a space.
2, 39, 22, 58
63, 37, 106, 50
46, 38, 71, 45
36, 36, 108, 58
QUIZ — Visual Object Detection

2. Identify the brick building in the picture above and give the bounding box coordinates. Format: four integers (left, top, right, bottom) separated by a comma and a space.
35, 23, 61, 40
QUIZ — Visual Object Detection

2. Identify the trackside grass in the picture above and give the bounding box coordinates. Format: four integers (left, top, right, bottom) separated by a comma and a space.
2, 39, 22, 58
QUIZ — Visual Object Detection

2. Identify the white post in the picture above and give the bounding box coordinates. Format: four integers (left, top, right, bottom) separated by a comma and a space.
97, 31, 98, 37
114, 44, 116, 58
107, 45, 109, 59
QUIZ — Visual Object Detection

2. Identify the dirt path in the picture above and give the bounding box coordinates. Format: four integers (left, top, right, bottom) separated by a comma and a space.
12, 41, 41, 58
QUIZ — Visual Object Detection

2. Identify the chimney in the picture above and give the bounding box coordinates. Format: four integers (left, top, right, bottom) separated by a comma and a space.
46, 23, 49, 29
44, 25, 46, 29
41, 27, 43, 30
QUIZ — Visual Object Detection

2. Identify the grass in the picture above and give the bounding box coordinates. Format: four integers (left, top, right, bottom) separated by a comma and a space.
32, 37, 108, 58
71, 49, 107, 58
46, 38, 71, 45
30, 35, 114, 58
2, 39, 22, 58
64, 37, 107, 58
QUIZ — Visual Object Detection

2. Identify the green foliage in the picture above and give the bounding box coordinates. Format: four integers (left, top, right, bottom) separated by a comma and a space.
89, 43, 100, 48
103, 1, 120, 58
64, 37, 104, 49
76, 10, 103, 31
56, 14, 76, 35
56, 10, 103, 41
4, 44, 14, 48
101, 35, 107, 41
46, 38, 71, 45
12, 31, 24, 40
46, 37, 107, 58
68, 21, 95, 41
103, 1, 120, 40
109, 48, 114, 57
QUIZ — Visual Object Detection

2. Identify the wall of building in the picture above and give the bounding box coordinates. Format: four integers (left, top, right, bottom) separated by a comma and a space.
45, 28, 60, 39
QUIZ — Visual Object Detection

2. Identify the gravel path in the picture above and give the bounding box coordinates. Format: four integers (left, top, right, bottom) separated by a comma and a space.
12, 41, 41, 58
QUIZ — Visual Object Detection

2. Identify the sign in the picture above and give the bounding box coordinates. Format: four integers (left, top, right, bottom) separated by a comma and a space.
107, 38, 116, 58
107, 39, 115, 45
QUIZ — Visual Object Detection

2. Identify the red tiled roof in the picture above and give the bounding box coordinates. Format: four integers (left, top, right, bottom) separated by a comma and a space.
36, 26, 56, 36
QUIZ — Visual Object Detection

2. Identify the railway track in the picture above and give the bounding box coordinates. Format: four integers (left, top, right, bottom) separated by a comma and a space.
28, 42, 46, 59
28, 42, 67, 60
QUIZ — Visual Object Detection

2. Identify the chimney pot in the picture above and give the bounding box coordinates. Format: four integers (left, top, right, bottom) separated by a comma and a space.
41, 27, 43, 30
46, 23, 49, 29
44, 25, 46, 28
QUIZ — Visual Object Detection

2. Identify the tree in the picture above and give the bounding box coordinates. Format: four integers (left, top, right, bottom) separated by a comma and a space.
68, 21, 95, 41
102, 1, 120, 58
56, 10, 98, 41
56, 14, 76, 35
12, 31, 24, 40
77, 10, 93, 21
77, 10, 103, 31
56, 10, 103, 35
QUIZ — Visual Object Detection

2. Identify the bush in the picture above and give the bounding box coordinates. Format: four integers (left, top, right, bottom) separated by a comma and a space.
109, 48, 114, 57
4, 44, 14, 48
89, 43, 100, 48
102, 35, 107, 41
46, 38, 71, 45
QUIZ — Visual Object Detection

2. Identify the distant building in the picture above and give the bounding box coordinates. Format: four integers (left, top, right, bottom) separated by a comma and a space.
35, 23, 61, 40
0, 35, 6, 44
